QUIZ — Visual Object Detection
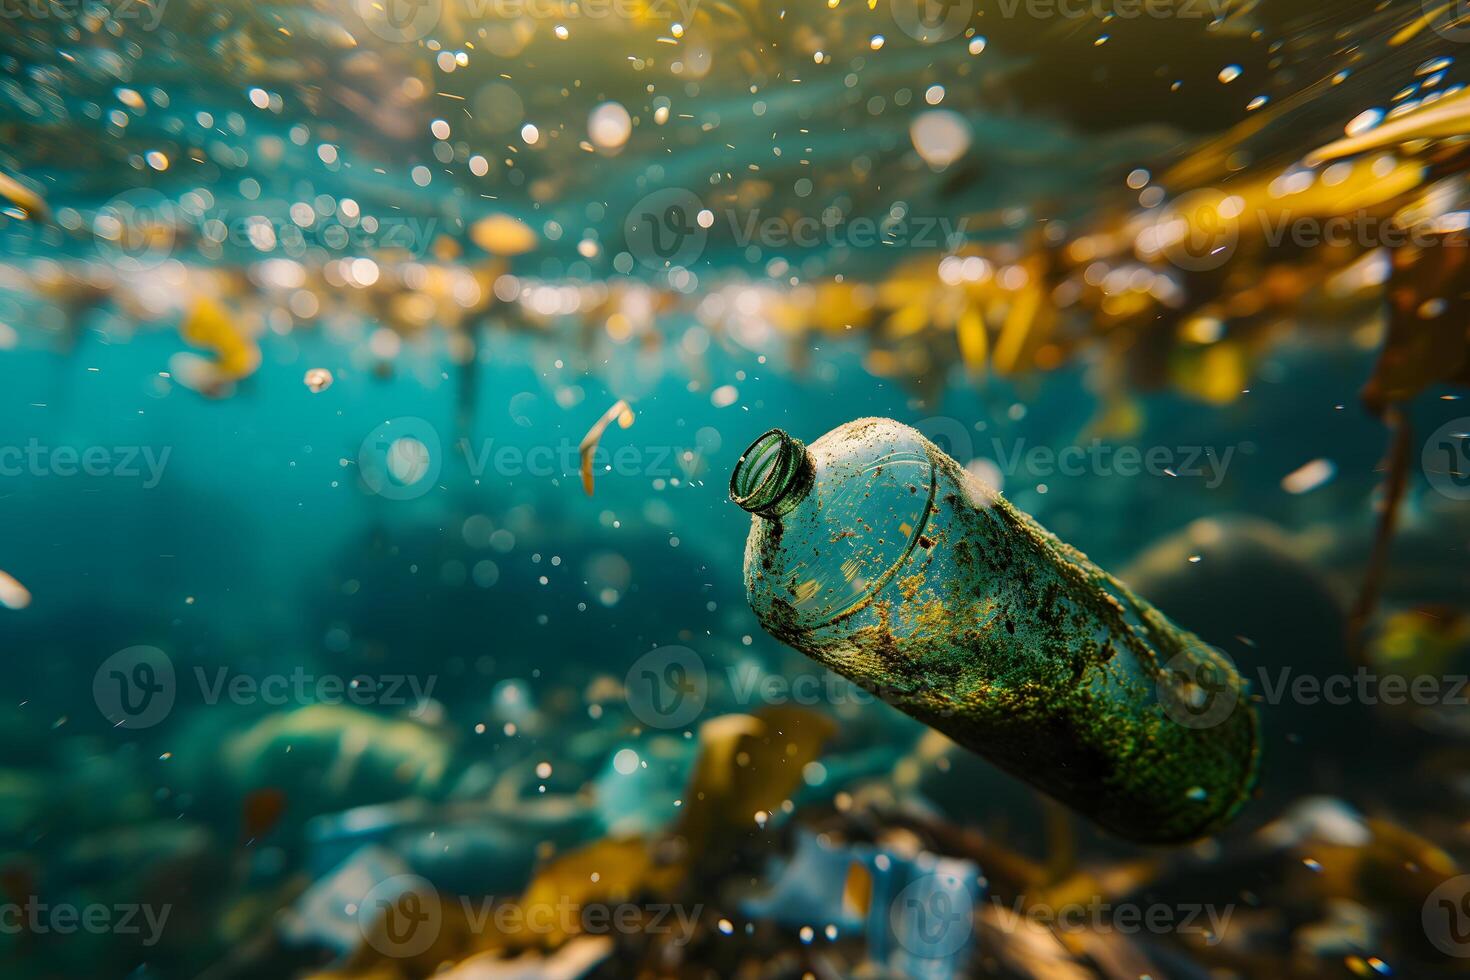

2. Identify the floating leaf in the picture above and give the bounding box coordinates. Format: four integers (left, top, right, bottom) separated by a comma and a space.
1363, 232, 1470, 415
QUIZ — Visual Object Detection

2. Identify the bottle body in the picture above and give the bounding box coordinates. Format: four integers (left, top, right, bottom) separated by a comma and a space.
735, 418, 1258, 844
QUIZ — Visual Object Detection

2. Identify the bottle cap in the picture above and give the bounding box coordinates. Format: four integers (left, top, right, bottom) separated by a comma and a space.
730, 429, 813, 518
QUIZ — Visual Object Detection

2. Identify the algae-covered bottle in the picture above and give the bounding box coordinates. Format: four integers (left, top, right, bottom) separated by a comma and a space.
730, 418, 1258, 844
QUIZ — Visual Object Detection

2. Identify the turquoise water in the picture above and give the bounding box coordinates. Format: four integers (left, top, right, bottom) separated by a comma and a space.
4, 1, 1470, 977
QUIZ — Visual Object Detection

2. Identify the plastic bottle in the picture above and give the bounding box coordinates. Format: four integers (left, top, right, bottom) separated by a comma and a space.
730, 418, 1258, 843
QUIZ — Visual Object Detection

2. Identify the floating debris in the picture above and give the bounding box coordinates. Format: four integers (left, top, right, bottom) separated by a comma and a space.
469, 214, 538, 255
578, 399, 635, 496
303, 368, 334, 393
1282, 458, 1338, 495
0, 570, 31, 610
0, 171, 49, 222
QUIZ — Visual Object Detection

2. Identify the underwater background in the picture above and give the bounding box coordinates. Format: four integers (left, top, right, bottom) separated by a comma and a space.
3, 0, 1470, 976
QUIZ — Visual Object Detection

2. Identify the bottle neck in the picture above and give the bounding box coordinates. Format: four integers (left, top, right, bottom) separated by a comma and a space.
730, 429, 813, 519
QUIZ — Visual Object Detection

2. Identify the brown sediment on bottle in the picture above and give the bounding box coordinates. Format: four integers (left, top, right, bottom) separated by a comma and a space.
837, 591, 1256, 841
897, 571, 925, 602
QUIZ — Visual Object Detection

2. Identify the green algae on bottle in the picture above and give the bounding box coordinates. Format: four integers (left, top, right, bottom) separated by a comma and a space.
731, 418, 1259, 844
